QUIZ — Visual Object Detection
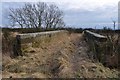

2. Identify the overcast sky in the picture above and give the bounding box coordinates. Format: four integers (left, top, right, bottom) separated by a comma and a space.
0, 0, 119, 29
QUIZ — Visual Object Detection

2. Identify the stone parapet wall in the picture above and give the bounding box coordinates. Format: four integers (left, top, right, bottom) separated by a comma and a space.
84, 30, 107, 42
14, 30, 68, 56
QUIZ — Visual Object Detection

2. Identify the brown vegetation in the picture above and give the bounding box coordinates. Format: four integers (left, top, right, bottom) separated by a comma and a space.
87, 31, 120, 69
2, 29, 119, 78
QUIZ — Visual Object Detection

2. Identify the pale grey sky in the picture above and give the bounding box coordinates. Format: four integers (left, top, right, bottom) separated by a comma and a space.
1, 0, 119, 29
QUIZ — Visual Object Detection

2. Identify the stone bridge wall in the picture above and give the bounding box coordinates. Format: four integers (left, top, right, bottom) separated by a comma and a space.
13, 30, 68, 56
84, 30, 107, 42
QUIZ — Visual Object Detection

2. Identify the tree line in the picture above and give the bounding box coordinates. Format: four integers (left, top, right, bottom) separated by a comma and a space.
9, 2, 65, 29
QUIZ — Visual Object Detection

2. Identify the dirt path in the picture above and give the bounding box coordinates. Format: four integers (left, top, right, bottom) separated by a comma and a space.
2, 33, 119, 78
2, 33, 81, 78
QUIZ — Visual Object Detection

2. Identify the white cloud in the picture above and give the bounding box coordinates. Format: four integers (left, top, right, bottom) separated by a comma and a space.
1, 0, 119, 11
1, 0, 119, 28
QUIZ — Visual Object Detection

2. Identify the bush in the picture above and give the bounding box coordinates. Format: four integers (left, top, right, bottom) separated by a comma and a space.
2, 30, 15, 56
88, 33, 120, 68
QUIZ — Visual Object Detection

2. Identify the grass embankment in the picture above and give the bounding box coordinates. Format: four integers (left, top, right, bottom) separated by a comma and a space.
2, 30, 119, 78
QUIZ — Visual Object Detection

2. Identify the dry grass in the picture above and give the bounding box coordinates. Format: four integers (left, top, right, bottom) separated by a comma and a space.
87, 32, 120, 69
2, 32, 119, 78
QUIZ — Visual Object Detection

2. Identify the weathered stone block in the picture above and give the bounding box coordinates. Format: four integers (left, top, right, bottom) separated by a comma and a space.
14, 30, 68, 56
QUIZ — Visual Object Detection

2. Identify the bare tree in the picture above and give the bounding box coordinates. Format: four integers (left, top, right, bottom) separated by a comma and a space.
111, 18, 116, 30
8, 2, 65, 29
43, 4, 65, 29
113, 20, 116, 30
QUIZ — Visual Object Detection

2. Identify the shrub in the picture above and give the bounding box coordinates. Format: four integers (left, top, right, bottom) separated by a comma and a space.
88, 32, 120, 68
